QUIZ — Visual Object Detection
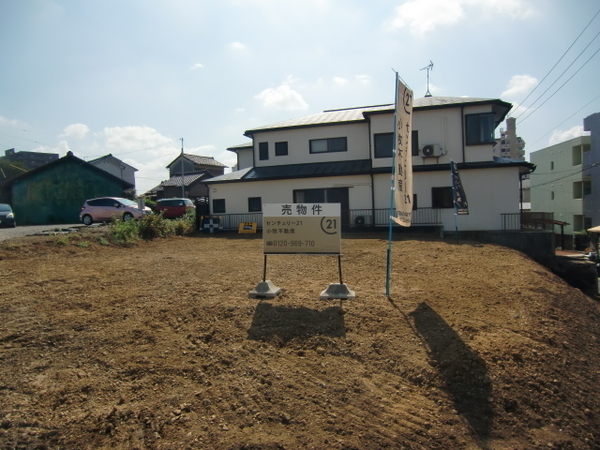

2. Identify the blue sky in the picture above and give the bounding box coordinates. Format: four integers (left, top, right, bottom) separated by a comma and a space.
1, 0, 599, 194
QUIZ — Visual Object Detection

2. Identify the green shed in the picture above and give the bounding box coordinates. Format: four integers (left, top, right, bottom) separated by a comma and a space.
0, 152, 134, 225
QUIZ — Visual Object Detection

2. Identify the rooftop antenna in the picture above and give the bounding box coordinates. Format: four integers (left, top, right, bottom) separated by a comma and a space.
421, 60, 434, 97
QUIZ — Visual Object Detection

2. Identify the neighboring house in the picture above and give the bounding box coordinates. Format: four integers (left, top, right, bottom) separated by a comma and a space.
3, 148, 59, 169
583, 112, 600, 228
148, 153, 227, 200
0, 151, 133, 225
493, 117, 526, 161
205, 96, 535, 233
529, 135, 592, 247
88, 154, 138, 188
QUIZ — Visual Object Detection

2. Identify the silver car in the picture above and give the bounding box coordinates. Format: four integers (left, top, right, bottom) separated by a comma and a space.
79, 197, 151, 226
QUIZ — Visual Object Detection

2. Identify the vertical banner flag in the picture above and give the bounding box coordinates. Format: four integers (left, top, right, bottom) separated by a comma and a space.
392, 77, 414, 226
450, 160, 469, 215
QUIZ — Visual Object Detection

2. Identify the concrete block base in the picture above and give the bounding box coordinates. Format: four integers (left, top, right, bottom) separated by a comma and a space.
249, 280, 282, 299
320, 283, 356, 300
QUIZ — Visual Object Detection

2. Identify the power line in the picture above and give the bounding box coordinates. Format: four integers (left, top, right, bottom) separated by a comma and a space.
530, 161, 599, 189
525, 92, 600, 149
519, 46, 600, 124
516, 31, 600, 120
511, 8, 600, 117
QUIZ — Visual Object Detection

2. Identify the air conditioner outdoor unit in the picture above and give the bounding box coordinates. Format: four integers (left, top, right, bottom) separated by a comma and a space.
421, 144, 443, 157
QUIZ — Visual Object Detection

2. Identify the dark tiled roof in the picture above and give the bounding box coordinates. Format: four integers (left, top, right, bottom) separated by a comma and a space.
160, 172, 210, 187
184, 154, 227, 167
206, 160, 372, 183
166, 153, 228, 169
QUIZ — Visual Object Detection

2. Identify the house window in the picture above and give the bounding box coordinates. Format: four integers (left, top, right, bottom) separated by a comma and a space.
431, 187, 453, 208
551, 191, 554, 200
465, 113, 495, 145
550, 161, 554, 170
413, 194, 418, 210
275, 142, 288, 156
259, 142, 269, 160
213, 199, 226, 214
248, 197, 262, 212
374, 133, 393, 158
573, 215, 584, 232
310, 137, 347, 154
412, 130, 419, 156
573, 181, 583, 199
573, 146, 582, 166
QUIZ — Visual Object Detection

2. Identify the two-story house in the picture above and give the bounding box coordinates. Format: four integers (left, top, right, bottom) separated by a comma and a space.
88, 153, 138, 189
205, 96, 535, 232
148, 153, 227, 200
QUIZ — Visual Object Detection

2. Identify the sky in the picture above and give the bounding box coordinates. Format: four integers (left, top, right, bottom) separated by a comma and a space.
1, 0, 599, 194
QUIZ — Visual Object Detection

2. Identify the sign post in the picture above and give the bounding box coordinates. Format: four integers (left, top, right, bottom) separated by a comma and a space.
248, 203, 355, 300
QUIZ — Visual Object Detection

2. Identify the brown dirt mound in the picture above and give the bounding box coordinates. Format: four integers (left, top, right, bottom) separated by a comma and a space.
0, 230, 599, 449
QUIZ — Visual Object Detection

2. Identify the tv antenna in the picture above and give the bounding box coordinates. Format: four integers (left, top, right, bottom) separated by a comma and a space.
421, 61, 434, 97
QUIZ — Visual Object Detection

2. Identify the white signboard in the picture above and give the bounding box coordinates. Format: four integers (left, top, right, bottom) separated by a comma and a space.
263, 203, 341, 255
392, 77, 414, 227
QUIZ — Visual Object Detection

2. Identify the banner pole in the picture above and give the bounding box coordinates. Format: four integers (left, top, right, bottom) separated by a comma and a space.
385, 72, 400, 298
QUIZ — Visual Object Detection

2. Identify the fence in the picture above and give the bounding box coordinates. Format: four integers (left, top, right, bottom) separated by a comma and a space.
211, 208, 442, 231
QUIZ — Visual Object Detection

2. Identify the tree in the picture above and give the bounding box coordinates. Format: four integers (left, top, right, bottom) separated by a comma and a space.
0, 158, 29, 182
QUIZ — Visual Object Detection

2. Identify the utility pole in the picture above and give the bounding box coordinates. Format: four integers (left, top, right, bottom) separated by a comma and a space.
180, 138, 185, 198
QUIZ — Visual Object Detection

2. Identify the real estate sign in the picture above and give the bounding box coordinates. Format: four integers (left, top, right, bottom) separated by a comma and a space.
263, 203, 341, 255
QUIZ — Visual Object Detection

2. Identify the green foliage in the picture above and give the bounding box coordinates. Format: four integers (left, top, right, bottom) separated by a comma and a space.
144, 198, 157, 210
0, 158, 29, 182
110, 219, 141, 245
55, 236, 70, 246
109, 212, 196, 244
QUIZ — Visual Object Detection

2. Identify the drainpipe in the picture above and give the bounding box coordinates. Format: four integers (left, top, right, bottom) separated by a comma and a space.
461, 106, 466, 163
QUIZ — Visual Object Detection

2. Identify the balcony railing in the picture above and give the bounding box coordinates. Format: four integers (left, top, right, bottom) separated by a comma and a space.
210, 208, 442, 231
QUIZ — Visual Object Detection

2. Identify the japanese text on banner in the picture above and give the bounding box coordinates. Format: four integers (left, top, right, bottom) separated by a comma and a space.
392, 79, 413, 227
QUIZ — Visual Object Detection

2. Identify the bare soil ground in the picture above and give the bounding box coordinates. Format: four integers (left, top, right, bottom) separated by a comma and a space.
1, 228, 600, 450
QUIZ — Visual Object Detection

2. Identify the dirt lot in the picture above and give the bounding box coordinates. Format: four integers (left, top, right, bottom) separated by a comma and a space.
0, 228, 599, 450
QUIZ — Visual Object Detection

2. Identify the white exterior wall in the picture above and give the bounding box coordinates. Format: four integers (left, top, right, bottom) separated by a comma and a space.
530, 136, 590, 234
252, 123, 370, 167
210, 174, 373, 214
373, 166, 520, 230
369, 105, 496, 170
235, 148, 253, 170
92, 160, 136, 186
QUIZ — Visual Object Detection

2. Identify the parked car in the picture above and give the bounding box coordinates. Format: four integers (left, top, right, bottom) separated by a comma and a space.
0, 203, 16, 228
154, 198, 196, 218
79, 197, 151, 226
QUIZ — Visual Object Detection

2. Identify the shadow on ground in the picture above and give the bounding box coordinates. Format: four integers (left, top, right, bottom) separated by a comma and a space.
409, 302, 493, 441
248, 302, 346, 345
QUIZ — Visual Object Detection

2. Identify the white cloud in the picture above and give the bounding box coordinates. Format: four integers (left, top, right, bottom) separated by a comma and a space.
387, 0, 533, 35
333, 77, 348, 86
190, 63, 204, 70
229, 41, 247, 51
548, 125, 589, 146
102, 126, 174, 152
355, 75, 372, 85
0, 115, 26, 128
254, 84, 309, 111
501, 74, 538, 99
61, 123, 90, 139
